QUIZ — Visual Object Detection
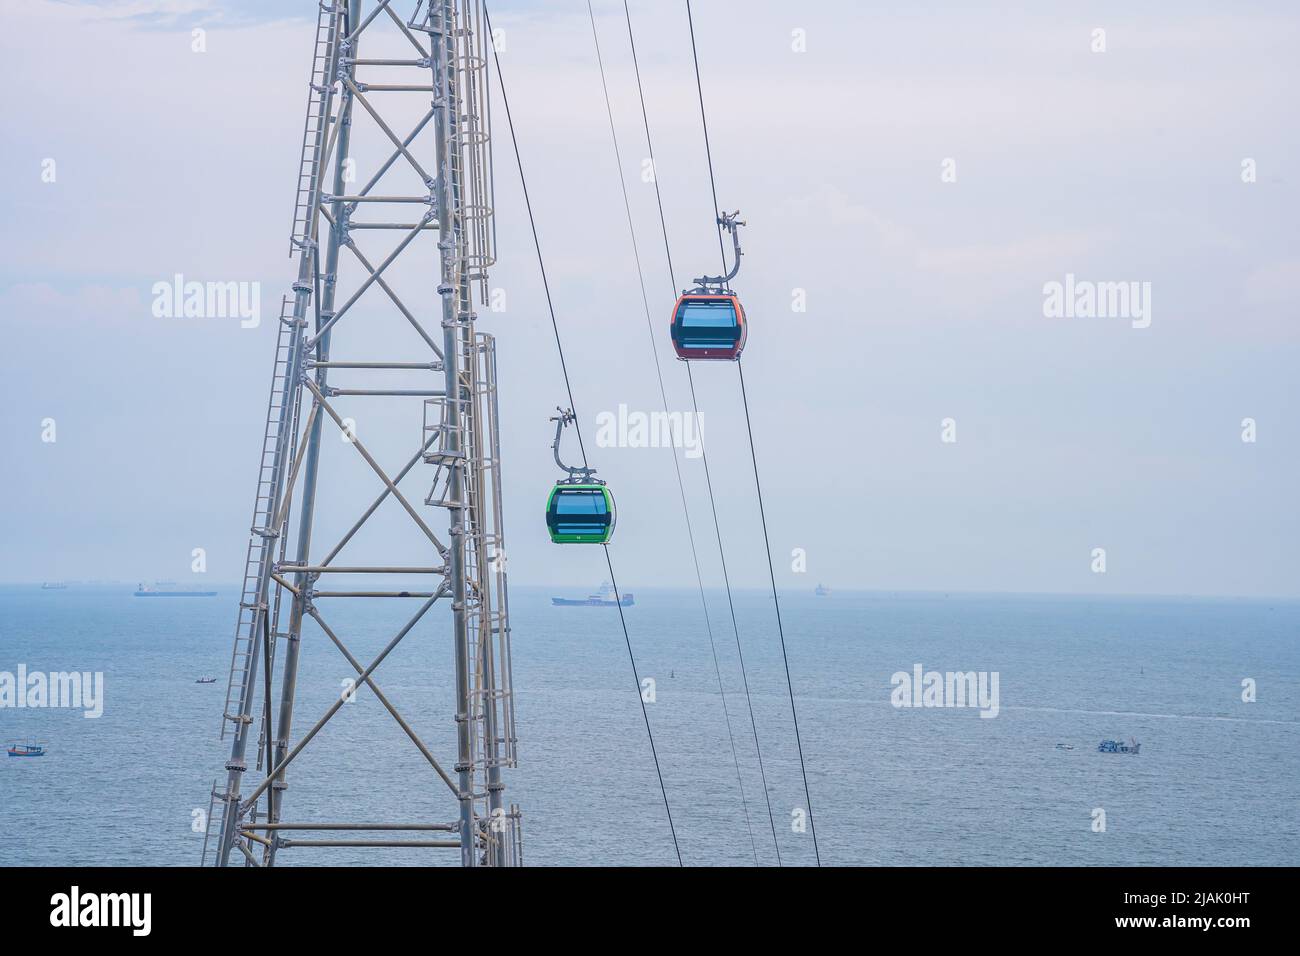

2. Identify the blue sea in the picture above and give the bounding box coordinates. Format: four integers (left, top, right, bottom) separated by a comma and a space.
1, 584, 1297, 866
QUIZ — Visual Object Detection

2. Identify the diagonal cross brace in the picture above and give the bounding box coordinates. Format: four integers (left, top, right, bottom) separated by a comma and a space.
308, 605, 459, 796
303, 377, 446, 554
239, 588, 446, 814
304, 214, 431, 350
320, 205, 442, 357
321, 432, 440, 567
344, 77, 433, 185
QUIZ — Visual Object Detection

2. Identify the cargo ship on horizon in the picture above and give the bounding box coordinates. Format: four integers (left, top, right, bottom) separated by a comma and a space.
552, 582, 633, 607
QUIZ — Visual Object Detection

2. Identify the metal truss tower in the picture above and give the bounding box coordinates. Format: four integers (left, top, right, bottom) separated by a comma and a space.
202, 0, 519, 867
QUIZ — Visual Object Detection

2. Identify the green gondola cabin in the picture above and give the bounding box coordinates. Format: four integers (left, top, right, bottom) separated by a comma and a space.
546, 483, 616, 544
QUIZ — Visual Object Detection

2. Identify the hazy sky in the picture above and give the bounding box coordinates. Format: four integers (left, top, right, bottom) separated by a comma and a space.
1, 0, 1297, 596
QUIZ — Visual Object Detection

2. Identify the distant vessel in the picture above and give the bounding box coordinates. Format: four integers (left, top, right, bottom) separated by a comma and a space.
814, 583, 831, 597
1054, 743, 1074, 751
195, 677, 217, 684
1098, 738, 1141, 755
552, 582, 633, 607
7, 743, 45, 758
134, 581, 216, 597
40, 582, 67, 590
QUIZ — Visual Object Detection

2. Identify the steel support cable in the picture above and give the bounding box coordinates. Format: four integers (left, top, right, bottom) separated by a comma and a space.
588, 0, 759, 866
485, 2, 681, 866
621, 0, 782, 867
684, 0, 821, 865
684, 0, 727, 268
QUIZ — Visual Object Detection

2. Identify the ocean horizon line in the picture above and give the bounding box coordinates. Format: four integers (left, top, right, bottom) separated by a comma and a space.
6, 581, 1299, 603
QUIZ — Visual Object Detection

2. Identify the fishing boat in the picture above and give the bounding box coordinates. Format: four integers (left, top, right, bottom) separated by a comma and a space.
134, 581, 216, 598
551, 582, 633, 607
814, 583, 831, 597
195, 677, 217, 684
1098, 738, 1141, 755
7, 743, 45, 758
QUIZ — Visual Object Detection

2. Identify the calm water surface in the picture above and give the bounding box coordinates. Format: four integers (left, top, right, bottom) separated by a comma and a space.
1, 585, 1296, 866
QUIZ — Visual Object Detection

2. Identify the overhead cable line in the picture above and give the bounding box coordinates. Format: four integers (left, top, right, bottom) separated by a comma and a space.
485, 1, 682, 866
587, 0, 759, 865
620, 0, 783, 866
684, 0, 822, 866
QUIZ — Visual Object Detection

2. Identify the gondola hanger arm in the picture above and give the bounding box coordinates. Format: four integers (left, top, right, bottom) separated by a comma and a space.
690, 210, 745, 291
550, 407, 596, 482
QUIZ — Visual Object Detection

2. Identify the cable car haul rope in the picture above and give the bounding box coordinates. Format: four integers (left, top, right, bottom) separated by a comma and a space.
489, 0, 821, 866
682, 0, 822, 866
601, 0, 786, 864
486, 2, 683, 866
588, 1, 763, 863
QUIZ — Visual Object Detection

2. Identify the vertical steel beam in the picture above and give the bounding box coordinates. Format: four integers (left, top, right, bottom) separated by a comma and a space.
456, 7, 507, 866
431, 0, 476, 868
214, 4, 345, 869
262, 0, 363, 868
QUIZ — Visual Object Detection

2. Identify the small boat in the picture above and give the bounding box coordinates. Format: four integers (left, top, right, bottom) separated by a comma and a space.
41, 582, 67, 590
814, 583, 831, 597
134, 581, 216, 598
1098, 738, 1141, 755
195, 677, 217, 684
552, 582, 633, 607
7, 743, 46, 758
1054, 743, 1074, 751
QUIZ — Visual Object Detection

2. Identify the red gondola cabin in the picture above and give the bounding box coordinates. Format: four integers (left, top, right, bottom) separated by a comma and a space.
670, 293, 746, 361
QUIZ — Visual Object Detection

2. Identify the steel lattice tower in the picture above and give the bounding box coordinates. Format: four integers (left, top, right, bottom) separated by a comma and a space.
201, 0, 520, 867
